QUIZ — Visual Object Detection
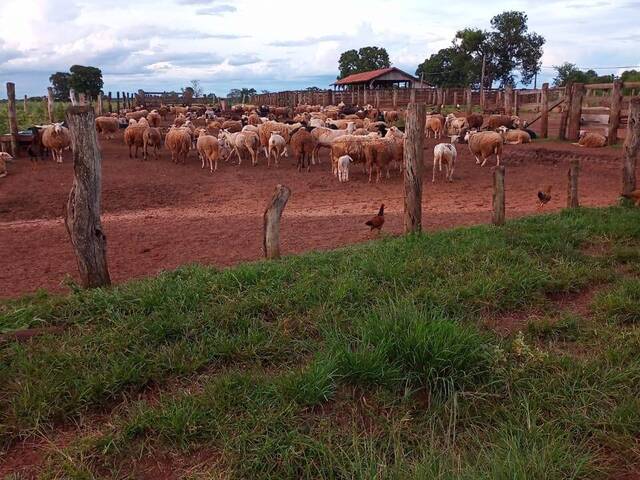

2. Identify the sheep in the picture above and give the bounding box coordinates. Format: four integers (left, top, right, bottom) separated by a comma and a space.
465, 130, 503, 167
219, 130, 259, 166
426, 115, 443, 139
289, 127, 316, 172
196, 130, 222, 172
247, 113, 261, 125
142, 127, 162, 160
124, 124, 146, 159
346, 122, 356, 134
385, 126, 404, 140
147, 111, 161, 127
310, 127, 349, 165
466, 113, 483, 130
309, 118, 325, 128
242, 124, 259, 133
137, 117, 150, 127
432, 143, 457, 183
337, 155, 353, 182
574, 132, 607, 148
484, 115, 521, 131
0, 152, 12, 177
445, 114, 469, 136
257, 121, 301, 159
267, 132, 286, 167
173, 114, 187, 127
158, 105, 169, 119
364, 137, 403, 182
383, 110, 399, 124
165, 126, 191, 164
95, 116, 119, 139
42, 123, 71, 163
207, 120, 222, 137
222, 119, 243, 133
499, 127, 531, 145
125, 110, 148, 122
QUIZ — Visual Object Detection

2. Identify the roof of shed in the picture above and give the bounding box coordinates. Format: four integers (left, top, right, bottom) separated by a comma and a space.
333, 67, 417, 85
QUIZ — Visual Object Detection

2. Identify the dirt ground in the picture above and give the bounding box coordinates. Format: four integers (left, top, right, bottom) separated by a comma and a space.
0, 127, 625, 299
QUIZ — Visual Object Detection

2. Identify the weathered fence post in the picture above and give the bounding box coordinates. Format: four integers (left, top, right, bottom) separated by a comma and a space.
64, 106, 111, 288
541, 83, 549, 139
403, 103, 426, 233
492, 165, 506, 226
6, 82, 19, 158
514, 90, 519, 116
567, 83, 585, 141
96, 93, 103, 115
23, 94, 28, 113
453, 90, 458, 107
466, 88, 472, 115
263, 184, 291, 260
108, 92, 112, 113
393, 88, 398, 109
567, 159, 580, 208
504, 86, 513, 115
622, 98, 640, 196
559, 83, 573, 141
608, 79, 622, 146
116, 91, 121, 112
409, 88, 415, 105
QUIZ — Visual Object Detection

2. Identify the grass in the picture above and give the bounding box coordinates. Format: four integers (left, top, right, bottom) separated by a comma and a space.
2, 207, 640, 478
0, 100, 70, 134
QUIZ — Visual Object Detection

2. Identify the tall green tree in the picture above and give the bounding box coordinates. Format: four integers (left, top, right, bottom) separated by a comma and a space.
227, 88, 257, 103
415, 48, 477, 88
552, 63, 614, 86
49, 72, 71, 101
337, 46, 390, 79
68, 65, 103, 98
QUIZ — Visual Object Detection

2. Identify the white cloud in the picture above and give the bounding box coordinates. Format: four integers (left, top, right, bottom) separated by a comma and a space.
0, 0, 638, 96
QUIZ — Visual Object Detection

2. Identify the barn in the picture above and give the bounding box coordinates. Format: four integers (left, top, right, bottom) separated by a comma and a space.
332, 67, 429, 90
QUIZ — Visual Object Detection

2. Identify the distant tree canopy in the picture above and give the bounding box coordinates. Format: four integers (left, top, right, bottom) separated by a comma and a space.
338, 46, 390, 79
552, 63, 614, 86
416, 11, 545, 88
68, 65, 103, 98
49, 72, 71, 101
228, 88, 257, 102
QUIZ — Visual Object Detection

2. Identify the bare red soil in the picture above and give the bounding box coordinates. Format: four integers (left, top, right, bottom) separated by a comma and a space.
0, 130, 624, 299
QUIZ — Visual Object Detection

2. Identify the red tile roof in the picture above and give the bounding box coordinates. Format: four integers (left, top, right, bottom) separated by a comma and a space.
334, 67, 416, 85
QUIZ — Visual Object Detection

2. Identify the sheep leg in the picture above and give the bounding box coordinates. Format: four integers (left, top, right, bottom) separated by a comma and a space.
432, 160, 437, 183
248, 147, 257, 166
480, 156, 488, 167
496, 154, 501, 166
475, 155, 481, 165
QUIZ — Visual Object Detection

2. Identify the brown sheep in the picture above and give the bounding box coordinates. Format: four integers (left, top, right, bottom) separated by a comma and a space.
466, 113, 483, 130
364, 137, 403, 183
289, 128, 316, 172
147, 111, 161, 128
165, 126, 191, 164
42, 123, 71, 163
574, 132, 607, 148
426, 115, 443, 139
219, 130, 259, 166
207, 120, 222, 137
383, 110, 399, 125
95, 116, 119, 139
124, 124, 146, 159
125, 110, 148, 122
196, 131, 222, 172
142, 127, 162, 160
484, 115, 521, 131
158, 105, 169, 119
247, 113, 261, 126
330, 135, 372, 176
222, 120, 242, 133
0, 152, 12, 177
500, 128, 531, 145
465, 131, 503, 167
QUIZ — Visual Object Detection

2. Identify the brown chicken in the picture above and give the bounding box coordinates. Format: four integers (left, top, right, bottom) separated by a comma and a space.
365, 204, 385, 232
537, 185, 552, 208
622, 189, 640, 206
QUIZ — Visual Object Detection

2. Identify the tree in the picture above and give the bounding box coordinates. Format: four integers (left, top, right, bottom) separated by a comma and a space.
68, 65, 103, 98
416, 47, 477, 88
417, 11, 545, 88
182, 86, 194, 105
49, 72, 71, 101
552, 63, 614, 86
227, 88, 257, 103
337, 46, 390, 79
189, 80, 203, 97
306, 86, 322, 92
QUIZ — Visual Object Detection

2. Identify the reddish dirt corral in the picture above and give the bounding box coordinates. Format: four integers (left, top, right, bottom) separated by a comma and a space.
0, 130, 625, 299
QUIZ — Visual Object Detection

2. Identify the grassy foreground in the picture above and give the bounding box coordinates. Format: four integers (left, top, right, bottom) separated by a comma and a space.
1, 207, 640, 479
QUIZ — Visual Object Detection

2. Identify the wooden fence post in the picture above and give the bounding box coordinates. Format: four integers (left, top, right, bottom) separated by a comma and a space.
608, 79, 622, 146
409, 88, 415, 105
6, 82, 19, 158
466, 88, 472, 115
263, 184, 291, 260
567, 159, 580, 208
514, 90, 519, 116
108, 92, 112, 113
97, 93, 103, 115
622, 98, 640, 196
23, 94, 28, 113
116, 91, 120, 112
492, 165, 506, 226
403, 103, 426, 233
64, 106, 111, 288
393, 88, 398, 108
375, 90, 380, 109
567, 83, 585, 141
559, 83, 572, 141
453, 91, 458, 107
541, 83, 549, 139
504, 86, 513, 115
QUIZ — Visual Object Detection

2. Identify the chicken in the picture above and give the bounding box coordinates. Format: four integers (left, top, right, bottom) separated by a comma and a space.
365, 204, 385, 232
622, 189, 640, 207
537, 185, 552, 209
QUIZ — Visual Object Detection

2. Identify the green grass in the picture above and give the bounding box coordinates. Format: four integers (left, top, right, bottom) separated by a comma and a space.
2, 207, 640, 478
0, 100, 70, 134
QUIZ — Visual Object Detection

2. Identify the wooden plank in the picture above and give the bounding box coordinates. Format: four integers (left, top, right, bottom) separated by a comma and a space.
622, 98, 639, 196
541, 83, 549, 138
584, 83, 613, 90
567, 83, 585, 141
403, 103, 426, 233
6, 82, 19, 158
609, 80, 623, 145
567, 159, 580, 208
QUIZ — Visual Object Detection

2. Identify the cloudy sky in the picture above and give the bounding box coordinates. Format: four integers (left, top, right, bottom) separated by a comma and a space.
0, 0, 638, 98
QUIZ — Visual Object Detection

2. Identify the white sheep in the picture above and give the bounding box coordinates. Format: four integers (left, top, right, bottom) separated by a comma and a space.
268, 132, 286, 167
432, 143, 457, 183
42, 123, 71, 163
337, 155, 353, 182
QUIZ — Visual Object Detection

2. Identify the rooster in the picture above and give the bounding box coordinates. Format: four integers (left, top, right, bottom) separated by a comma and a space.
622, 189, 640, 207
537, 185, 552, 209
365, 204, 385, 232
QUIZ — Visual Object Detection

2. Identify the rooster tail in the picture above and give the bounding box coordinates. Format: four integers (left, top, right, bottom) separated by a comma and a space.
378, 204, 385, 216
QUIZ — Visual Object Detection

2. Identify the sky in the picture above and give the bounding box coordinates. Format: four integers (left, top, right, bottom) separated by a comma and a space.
0, 0, 639, 98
